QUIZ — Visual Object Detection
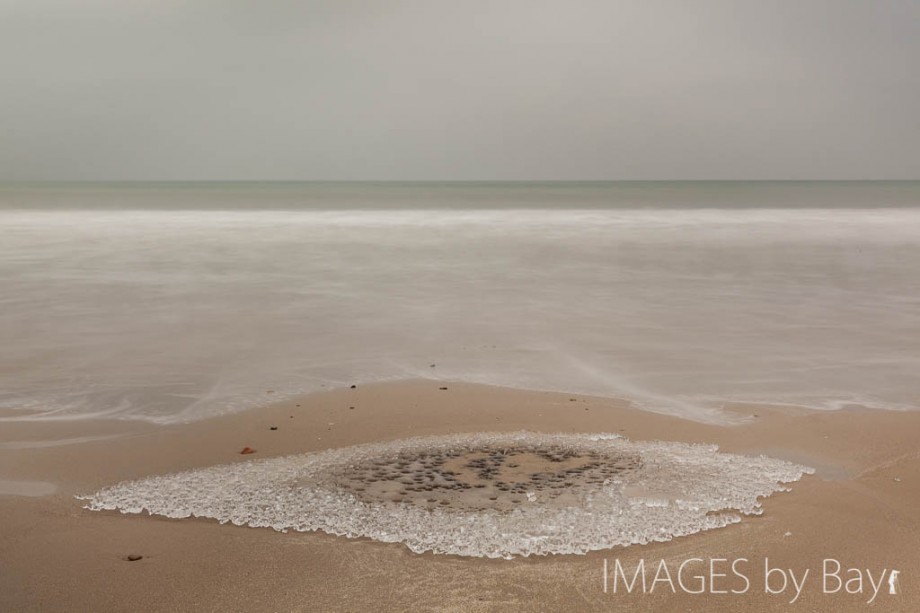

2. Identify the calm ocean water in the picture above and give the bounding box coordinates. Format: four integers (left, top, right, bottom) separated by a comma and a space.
2, 182, 919, 425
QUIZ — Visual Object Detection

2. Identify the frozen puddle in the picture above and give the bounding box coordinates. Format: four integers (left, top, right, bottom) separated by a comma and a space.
80, 432, 813, 558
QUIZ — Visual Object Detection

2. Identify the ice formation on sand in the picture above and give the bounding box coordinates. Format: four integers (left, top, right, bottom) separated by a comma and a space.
81, 432, 813, 558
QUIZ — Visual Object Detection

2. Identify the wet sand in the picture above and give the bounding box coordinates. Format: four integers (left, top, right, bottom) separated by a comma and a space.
1, 381, 918, 611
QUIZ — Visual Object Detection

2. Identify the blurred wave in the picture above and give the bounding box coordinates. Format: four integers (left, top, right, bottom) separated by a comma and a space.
2, 184, 919, 425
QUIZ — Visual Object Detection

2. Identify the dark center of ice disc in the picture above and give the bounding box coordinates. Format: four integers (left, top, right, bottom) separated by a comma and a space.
324, 444, 643, 512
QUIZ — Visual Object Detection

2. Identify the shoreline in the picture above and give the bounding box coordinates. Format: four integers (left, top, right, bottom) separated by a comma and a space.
2, 380, 919, 611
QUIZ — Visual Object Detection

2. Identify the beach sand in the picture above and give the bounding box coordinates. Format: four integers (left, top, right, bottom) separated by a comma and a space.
1, 381, 918, 612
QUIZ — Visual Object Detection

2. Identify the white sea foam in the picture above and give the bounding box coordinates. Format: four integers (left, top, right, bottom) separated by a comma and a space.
80, 432, 813, 558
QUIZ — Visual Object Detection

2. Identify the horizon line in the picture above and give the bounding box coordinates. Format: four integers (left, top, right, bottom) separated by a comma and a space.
2, 179, 919, 186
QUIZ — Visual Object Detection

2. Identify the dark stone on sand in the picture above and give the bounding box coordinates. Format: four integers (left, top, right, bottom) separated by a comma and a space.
125, 555, 143, 562
350, 385, 357, 389
439, 387, 448, 390
270, 426, 278, 430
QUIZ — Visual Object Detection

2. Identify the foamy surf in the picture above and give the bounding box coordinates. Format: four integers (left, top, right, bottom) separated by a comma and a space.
3, 184, 920, 427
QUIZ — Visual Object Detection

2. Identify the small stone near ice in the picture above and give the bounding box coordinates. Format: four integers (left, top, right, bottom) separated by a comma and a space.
125, 555, 143, 562
240, 447, 256, 455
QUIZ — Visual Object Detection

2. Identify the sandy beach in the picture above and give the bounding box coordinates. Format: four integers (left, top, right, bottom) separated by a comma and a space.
4, 0, 919, 608
1, 380, 918, 612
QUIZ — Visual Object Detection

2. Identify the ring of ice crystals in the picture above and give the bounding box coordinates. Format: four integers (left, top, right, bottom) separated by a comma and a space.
81, 432, 813, 558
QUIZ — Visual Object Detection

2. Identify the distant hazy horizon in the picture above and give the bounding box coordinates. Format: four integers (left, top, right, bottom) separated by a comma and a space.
2, 180, 919, 210
3, 180, 919, 185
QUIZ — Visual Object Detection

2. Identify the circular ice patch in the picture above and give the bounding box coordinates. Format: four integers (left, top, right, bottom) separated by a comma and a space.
80, 432, 813, 558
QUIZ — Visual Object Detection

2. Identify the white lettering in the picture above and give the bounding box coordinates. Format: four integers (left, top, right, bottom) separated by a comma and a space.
677, 558, 706, 594
823, 558, 842, 594
865, 568, 887, 605
764, 558, 788, 595
613, 559, 646, 594
732, 558, 751, 595
650, 559, 676, 593
788, 568, 809, 604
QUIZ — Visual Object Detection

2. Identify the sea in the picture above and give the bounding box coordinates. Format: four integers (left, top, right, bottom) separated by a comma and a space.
2, 181, 919, 426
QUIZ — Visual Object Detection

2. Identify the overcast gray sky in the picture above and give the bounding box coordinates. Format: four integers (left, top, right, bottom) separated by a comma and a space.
0, 0, 917, 181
